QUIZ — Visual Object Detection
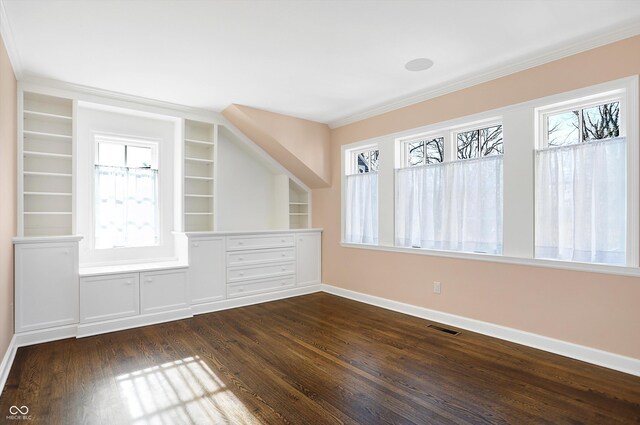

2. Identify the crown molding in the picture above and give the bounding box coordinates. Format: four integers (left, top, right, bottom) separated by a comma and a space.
328, 20, 640, 129
21, 75, 221, 121
0, 0, 23, 78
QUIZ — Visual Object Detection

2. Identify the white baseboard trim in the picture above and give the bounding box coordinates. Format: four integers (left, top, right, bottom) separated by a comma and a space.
321, 284, 640, 377
14, 324, 78, 347
191, 284, 322, 315
76, 308, 194, 338
0, 335, 17, 394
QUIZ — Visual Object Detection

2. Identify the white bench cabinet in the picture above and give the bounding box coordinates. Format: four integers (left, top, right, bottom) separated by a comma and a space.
296, 231, 321, 286
14, 237, 80, 333
188, 236, 226, 304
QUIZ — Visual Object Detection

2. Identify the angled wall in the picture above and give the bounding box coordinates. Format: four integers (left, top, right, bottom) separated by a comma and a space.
223, 104, 331, 188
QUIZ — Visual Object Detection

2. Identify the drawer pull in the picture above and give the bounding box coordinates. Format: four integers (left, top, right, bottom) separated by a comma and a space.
281, 239, 285, 242
145, 279, 153, 283
193, 242, 199, 247
238, 287, 244, 292
238, 257, 244, 261
238, 241, 244, 245
281, 267, 286, 271
239, 272, 244, 276
281, 281, 286, 285
281, 253, 286, 256
125, 280, 133, 285
63, 250, 69, 255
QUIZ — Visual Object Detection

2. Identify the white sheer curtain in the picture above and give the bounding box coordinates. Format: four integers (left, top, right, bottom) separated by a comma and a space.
345, 172, 378, 244
95, 166, 159, 249
535, 137, 626, 265
396, 156, 503, 254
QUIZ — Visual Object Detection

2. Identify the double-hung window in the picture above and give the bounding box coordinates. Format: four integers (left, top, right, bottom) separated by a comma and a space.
94, 136, 159, 249
344, 146, 379, 244
535, 95, 627, 265
395, 123, 503, 254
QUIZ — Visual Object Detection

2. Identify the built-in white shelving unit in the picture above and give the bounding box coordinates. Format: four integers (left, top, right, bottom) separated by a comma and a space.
288, 179, 310, 229
183, 120, 216, 232
274, 175, 311, 229
20, 92, 74, 236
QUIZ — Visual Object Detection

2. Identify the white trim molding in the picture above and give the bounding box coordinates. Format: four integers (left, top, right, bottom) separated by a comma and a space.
328, 21, 640, 129
0, 335, 17, 393
321, 284, 640, 377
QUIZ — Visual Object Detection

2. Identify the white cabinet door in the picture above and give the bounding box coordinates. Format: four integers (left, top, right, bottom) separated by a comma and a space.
140, 269, 188, 314
80, 273, 139, 323
189, 237, 226, 304
296, 232, 321, 286
15, 242, 79, 332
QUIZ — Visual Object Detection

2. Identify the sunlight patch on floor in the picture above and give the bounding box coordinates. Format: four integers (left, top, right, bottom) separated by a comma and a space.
116, 356, 257, 425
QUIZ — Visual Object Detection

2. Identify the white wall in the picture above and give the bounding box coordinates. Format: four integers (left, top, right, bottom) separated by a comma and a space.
216, 128, 278, 230
76, 104, 179, 265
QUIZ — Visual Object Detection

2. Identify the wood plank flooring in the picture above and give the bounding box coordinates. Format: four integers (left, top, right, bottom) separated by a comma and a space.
1, 292, 639, 424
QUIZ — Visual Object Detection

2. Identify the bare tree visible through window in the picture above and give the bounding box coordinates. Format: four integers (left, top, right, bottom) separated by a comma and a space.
407, 137, 444, 166
457, 125, 503, 159
548, 101, 619, 147
357, 149, 379, 173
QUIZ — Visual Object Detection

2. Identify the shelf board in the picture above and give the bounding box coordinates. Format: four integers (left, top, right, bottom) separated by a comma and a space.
185, 138, 214, 146
184, 194, 213, 198
24, 191, 72, 196
23, 130, 72, 140
24, 171, 72, 177
184, 175, 214, 181
24, 110, 72, 121
184, 212, 213, 215
289, 213, 309, 216
185, 157, 214, 163
289, 202, 309, 205
24, 211, 72, 215
23, 150, 72, 159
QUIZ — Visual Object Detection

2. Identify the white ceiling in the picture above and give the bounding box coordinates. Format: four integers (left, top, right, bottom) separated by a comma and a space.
3, 0, 640, 126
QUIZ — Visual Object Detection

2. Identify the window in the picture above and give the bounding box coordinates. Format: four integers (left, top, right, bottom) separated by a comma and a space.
396, 122, 503, 254
354, 147, 379, 173
536, 96, 626, 265
456, 124, 503, 159
94, 137, 159, 249
344, 146, 379, 244
404, 136, 444, 167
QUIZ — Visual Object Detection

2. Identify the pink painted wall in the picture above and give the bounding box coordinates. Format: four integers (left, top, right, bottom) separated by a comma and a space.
223, 104, 331, 188
0, 36, 16, 360
313, 35, 640, 359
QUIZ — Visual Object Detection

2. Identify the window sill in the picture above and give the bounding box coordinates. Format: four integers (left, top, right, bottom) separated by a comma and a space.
340, 242, 640, 277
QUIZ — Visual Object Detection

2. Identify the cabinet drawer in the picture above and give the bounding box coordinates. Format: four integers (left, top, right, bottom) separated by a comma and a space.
227, 262, 295, 283
226, 234, 294, 251
227, 247, 295, 266
80, 273, 139, 324
227, 276, 296, 298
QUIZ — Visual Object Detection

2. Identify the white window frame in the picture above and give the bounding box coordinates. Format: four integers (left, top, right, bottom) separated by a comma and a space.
95, 135, 159, 170
535, 84, 637, 267
451, 120, 504, 161
399, 133, 446, 168
537, 91, 625, 149
346, 144, 379, 175
91, 133, 162, 251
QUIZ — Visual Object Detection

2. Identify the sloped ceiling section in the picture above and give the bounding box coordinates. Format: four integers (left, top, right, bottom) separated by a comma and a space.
223, 104, 331, 188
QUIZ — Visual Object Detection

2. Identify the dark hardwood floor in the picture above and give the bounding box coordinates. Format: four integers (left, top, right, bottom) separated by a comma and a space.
1, 292, 639, 424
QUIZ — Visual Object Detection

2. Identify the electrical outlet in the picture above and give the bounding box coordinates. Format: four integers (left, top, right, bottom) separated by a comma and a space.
433, 281, 441, 294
